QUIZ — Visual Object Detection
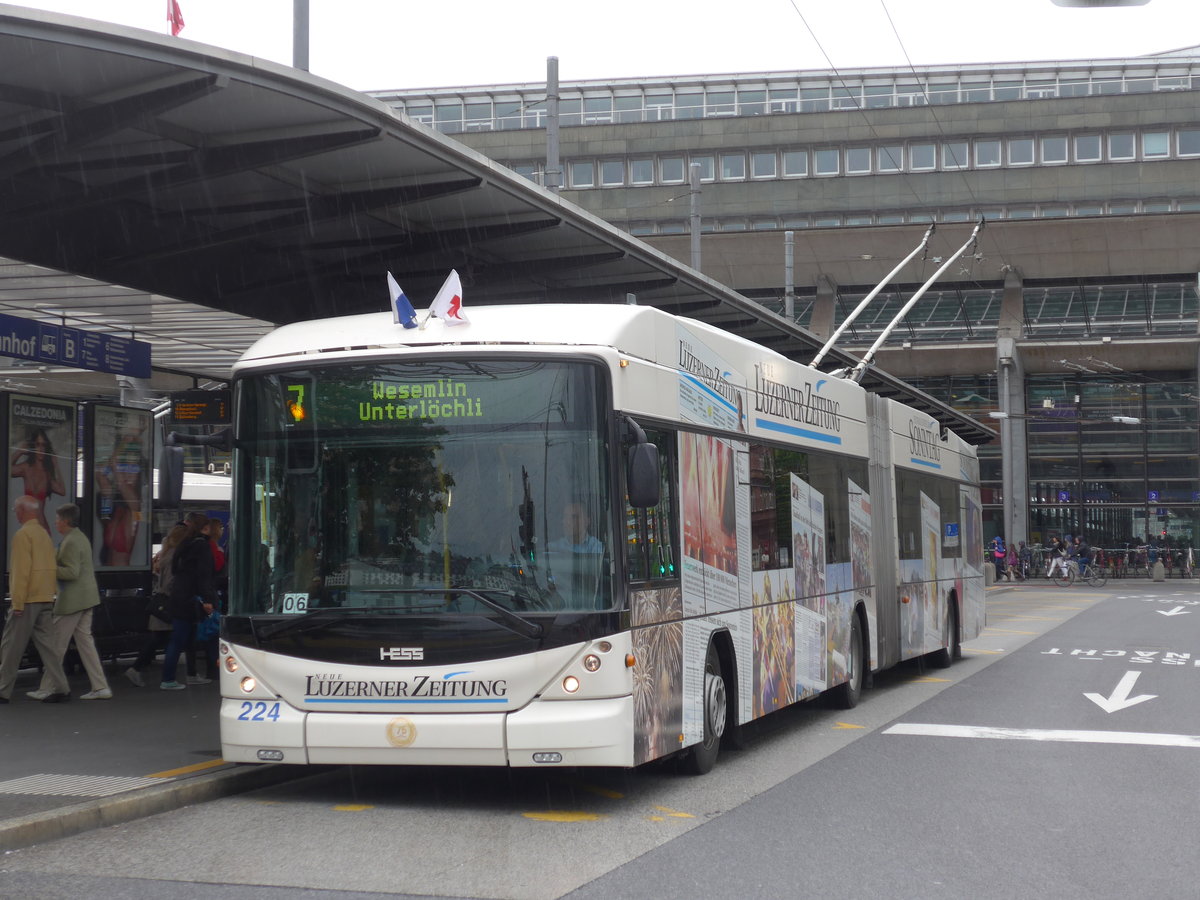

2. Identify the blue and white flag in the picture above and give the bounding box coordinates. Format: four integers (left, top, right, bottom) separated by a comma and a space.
387, 271, 417, 328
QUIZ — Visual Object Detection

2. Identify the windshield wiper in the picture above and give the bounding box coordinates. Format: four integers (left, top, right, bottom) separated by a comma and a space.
254, 590, 542, 641
414, 588, 544, 639
255, 604, 443, 640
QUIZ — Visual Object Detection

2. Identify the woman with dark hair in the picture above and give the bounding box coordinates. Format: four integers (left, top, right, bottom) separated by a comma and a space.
10, 426, 65, 532
159, 512, 217, 691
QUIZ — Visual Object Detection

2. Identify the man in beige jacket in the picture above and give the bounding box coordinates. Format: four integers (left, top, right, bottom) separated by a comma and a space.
29, 502, 111, 701
0, 494, 67, 703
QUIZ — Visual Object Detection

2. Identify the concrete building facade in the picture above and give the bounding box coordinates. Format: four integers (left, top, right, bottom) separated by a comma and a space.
371, 51, 1200, 559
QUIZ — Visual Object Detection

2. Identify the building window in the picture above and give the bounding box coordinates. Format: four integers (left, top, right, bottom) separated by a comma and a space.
751, 219, 777, 230
675, 93, 703, 120
1142, 200, 1172, 212
1040, 205, 1070, 217
815, 148, 840, 175
738, 90, 767, 116
706, 91, 736, 116
751, 152, 777, 178
691, 155, 715, 182
1108, 133, 1136, 160
877, 213, 906, 224
1108, 202, 1137, 214
660, 157, 685, 183
720, 153, 747, 180
1177, 129, 1200, 156
782, 150, 808, 177
511, 163, 540, 183
1041, 136, 1068, 164
630, 159, 655, 185
1074, 135, 1102, 162
1075, 204, 1104, 216
769, 88, 798, 112
813, 216, 842, 227
846, 147, 872, 173
583, 97, 612, 124
910, 143, 936, 170
569, 161, 595, 188
975, 140, 1001, 167
1008, 138, 1035, 165
940, 141, 969, 170
864, 85, 894, 108
877, 146, 903, 172
614, 96, 643, 123
600, 160, 625, 186
1143, 132, 1169, 158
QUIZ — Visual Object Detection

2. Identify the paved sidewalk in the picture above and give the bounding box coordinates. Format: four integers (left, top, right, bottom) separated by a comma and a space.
0, 660, 300, 852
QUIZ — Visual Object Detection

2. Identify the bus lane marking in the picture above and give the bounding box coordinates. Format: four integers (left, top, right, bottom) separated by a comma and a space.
884, 723, 1200, 748
1083, 670, 1157, 713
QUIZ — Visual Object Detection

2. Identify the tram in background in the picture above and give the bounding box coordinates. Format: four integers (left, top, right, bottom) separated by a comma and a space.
214, 304, 984, 772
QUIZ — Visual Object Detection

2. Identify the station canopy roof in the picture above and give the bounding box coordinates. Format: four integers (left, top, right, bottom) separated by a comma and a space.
0, 5, 993, 444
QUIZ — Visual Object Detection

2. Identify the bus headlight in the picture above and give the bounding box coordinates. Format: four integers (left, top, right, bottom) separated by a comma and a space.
583, 654, 601, 672
224, 655, 239, 673
240, 676, 257, 693
562, 675, 580, 693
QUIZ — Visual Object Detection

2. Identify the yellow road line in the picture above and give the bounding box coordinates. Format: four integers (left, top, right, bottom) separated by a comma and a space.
653, 806, 694, 819
983, 628, 1037, 635
147, 758, 228, 779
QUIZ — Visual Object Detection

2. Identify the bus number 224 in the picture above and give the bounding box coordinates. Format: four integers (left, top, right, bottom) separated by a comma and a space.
238, 701, 281, 722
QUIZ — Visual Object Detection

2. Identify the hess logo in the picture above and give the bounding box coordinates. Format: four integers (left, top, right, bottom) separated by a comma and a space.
380, 647, 423, 661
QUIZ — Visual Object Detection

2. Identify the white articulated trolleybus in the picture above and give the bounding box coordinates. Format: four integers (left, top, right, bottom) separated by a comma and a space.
218, 304, 984, 772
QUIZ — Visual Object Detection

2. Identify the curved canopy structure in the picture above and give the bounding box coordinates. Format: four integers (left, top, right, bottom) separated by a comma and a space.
0, 5, 992, 443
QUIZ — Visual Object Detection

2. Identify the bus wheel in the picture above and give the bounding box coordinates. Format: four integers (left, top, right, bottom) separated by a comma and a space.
684, 642, 727, 775
829, 613, 864, 709
929, 600, 960, 668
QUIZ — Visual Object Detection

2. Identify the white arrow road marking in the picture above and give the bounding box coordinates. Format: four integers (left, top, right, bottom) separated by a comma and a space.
884, 724, 1200, 748
1084, 670, 1158, 713
1157, 606, 1190, 616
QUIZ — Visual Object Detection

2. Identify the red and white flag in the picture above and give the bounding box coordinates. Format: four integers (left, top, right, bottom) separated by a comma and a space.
428, 269, 469, 326
168, 0, 185, 36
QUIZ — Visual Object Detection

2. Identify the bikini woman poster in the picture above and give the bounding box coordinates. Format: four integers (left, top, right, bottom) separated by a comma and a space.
5, 394, 76, 572
90, 405, 152, 570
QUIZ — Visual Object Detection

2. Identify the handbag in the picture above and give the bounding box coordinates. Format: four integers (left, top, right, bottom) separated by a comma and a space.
196, 610, 221, 642
148, 593, 172, 624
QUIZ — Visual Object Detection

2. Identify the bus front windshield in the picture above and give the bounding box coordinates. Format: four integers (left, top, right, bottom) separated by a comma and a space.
231, 359, 612, 618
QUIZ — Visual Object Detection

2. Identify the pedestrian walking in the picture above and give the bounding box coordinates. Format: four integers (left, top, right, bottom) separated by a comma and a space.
160, 512, 217, 690
28, 503, 111, 700
0, 495, 69, 703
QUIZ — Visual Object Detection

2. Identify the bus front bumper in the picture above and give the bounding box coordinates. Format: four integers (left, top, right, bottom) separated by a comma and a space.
220, 695, 634, 768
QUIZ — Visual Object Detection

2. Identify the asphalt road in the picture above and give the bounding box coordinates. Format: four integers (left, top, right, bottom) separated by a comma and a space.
3, 581, 1199, 899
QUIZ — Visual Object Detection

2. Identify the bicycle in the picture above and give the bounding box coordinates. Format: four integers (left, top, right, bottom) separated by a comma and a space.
1050, 557, 1107, 587
1078, 558, 1107, 586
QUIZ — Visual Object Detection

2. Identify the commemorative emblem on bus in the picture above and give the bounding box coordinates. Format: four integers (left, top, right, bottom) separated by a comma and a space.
386, 717, 417, 748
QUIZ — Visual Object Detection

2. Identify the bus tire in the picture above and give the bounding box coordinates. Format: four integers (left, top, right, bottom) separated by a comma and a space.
929, 598, 960, 668
683, 641, 727, 775
829, 613, 864, 709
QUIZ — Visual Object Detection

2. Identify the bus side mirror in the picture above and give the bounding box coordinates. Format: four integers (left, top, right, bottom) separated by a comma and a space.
627, 443, 660, 509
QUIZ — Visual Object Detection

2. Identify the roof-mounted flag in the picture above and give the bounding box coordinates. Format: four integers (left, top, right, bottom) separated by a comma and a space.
428, 269, 469, 327
168, 0, 185, 36
387, 272, 418, 328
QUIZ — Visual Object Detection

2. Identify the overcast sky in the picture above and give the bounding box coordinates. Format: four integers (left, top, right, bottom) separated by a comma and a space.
9, 0, 1200, 91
